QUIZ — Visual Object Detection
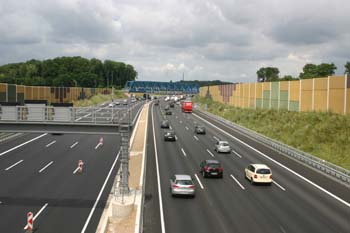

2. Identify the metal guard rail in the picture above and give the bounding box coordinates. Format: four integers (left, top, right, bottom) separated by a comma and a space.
198, 109, 350, 185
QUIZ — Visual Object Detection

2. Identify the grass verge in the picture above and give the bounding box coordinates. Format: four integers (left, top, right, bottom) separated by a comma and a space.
196, 96, 350, 170
73, 90, 127, 107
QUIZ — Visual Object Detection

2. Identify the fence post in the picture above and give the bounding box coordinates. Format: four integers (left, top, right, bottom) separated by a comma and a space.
344, 74, 348, 115
299, 79, 302, 112
327, 76, 330, 112
254, 82, 257, 110
312, 78, 315, 111
288, 81, 290, 111
269, 82, 272, 109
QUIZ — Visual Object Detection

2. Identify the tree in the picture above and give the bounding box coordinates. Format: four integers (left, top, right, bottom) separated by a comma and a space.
280, 75, 297, 81
345, 62, 350, 75
256, 67, 280, 82
299, 63, 337, 79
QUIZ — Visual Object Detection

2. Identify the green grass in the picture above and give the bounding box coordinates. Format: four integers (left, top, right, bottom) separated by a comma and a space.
196, 96, 350, 170
73, 90, 127, 107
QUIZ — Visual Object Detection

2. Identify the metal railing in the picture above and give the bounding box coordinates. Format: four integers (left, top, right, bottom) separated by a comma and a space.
197, 109, 350, 185
0, 103, 141, 125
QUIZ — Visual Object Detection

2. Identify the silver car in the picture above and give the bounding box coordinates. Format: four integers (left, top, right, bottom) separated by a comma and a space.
170, 174, 195, 197
214, 141, 231, 153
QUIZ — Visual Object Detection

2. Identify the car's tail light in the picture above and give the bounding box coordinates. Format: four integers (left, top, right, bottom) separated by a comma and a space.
254, 174, 258, 179
270, 175, 272, 179
218, 167, 223, 172
188, 185, 195, 189
172, 185, 180, 188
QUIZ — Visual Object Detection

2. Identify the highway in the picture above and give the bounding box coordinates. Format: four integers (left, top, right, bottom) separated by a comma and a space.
143, 99, 350, 233
0, 101, 143, 233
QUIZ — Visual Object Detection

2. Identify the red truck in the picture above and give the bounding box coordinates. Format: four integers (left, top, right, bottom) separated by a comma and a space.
181, 101, 193, 113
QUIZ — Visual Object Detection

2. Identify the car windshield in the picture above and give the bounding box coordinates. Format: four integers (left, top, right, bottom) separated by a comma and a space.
256, 169, 271, 174
176, 180, 193, 185
221, 142, 229, 146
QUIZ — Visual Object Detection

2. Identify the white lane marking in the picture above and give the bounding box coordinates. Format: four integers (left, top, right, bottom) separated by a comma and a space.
181, 148, 187, 157
194, 113, 350, 208
24, 203, 48, 230
45, 140, 56, 148
175, 135, 178, 141
175, 116, 178, 119
273, 180, 286, 191
0, 133, 47, 157
179, 121, 182, 124
232, 150, 242, 158
81, 151, 121, 233
169, 126, 172, 130
5, 160, 24, 171
39, 161, 54, 173
70, 142, 79, 148
185, 126, 189, 130
73, 167, 80, 174
194, 173, 204, 190
213, 136, 220, 141
230, 174, 245, 190
194, 135, 199, 141
151, 105, 166, 233
206, 149, 215, 157
95, 143, 102, 150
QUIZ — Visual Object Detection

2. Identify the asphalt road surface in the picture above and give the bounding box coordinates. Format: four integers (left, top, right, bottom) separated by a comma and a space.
143, 99, 350, 233
0, 101, 144, 233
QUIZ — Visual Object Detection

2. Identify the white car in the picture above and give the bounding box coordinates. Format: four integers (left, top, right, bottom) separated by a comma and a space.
170, 174, 195, 197
214, 141, 231, 153
245, 164, 272, 185
165, 96, 170, 101
108, 102, 114, 107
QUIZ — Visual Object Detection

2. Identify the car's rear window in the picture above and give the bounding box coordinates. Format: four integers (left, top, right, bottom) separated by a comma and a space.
176, 180, 193, 185
256, 169, 271, 174
208, 164, 220, 168
221, 142, 229, 146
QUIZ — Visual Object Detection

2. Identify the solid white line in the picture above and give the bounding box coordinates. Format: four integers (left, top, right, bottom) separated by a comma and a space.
181, 148, 187, 157
273, 180, 286, 191
5, 160, 24, 171
45, 140, 56, 148
95, 143, 102, 150
39, 161, 53, 173
194, 174, 204, 189
70, 142, 79, 148
0, 133, 47, 157
81, 151, 121, 233
206, 149, 215, 157
213, 136, 220, 141
151, 105, 166, 233
175, 135, 178, 141
194, 135, 199, 141
230, 174, 245, 190
73, 167, 80, 174
169, 126, 172, 130
185, 126, 189, 130
232, 150, 242, 158
24, 203, 48, 229
179, 121, 182, 124
194, 113, 350, 208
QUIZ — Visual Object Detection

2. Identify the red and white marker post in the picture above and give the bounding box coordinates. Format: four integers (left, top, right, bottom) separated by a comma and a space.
26, 212, 33, 232
78, 160, 84, 174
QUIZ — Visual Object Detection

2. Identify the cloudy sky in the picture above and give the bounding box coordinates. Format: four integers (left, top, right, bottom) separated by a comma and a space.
0, 0, 349, 83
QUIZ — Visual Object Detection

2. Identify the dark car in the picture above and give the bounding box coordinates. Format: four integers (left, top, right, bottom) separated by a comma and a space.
164, 130, 176, 141
155, 100, 159, 106
200, 160, 223, 178
161, 120, 170, 128
165, 110, 172, 115
164, 105, 170, 111
194, 125, 206, 134
169, 102, 175, 108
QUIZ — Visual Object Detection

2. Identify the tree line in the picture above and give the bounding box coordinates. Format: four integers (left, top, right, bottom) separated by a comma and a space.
0, 56, 138, 88
257, 62, 350, 82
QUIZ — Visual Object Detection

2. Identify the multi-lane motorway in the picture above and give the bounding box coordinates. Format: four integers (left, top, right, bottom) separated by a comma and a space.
144, 99, 350, 233
1, 97, 349, 233
0, 101, 143, 233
